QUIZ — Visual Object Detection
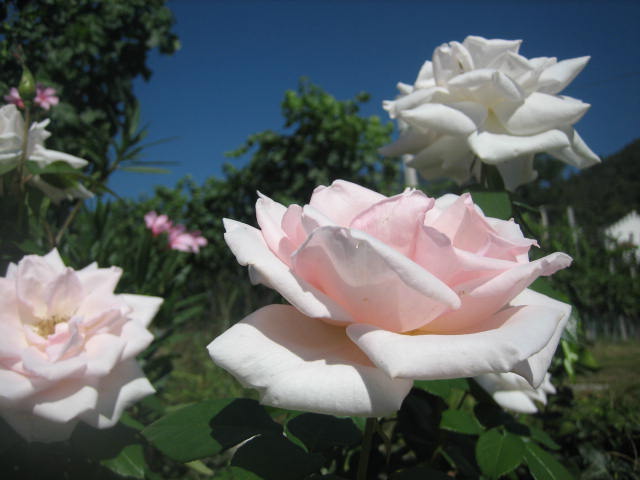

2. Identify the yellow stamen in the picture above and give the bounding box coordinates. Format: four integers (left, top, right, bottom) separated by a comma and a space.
36, 314, 69, 337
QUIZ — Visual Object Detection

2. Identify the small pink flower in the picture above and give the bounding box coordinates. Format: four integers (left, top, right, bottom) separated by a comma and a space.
4, 87, 25, 109
168, 225, 208, 253
34, 84, 59, 111
144, 211, 172, 236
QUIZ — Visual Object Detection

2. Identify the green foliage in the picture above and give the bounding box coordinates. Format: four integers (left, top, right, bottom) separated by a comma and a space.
0, 0, 179, 172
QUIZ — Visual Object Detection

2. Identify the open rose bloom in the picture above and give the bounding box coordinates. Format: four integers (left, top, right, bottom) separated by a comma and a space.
209, 180, 572, 416
0, 250, 162, 442
381, 36, 600, 190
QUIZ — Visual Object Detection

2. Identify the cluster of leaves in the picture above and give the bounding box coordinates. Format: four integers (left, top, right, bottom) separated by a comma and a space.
134, 379, 573, 480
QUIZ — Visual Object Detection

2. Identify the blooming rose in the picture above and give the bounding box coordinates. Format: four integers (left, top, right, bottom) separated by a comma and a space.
381, 35, 600, 190
0, 104, 92, 202
208, 180, 572, 416
0, 249, 162, 442
475, 372, 556, 414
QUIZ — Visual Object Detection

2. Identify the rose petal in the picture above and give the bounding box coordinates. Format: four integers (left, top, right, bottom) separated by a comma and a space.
547, 127, 600, 169
347, 301, 564, 380
424, 252, 571, 333
463, 35, 522, 68
119, 294, 163, 328
84, 334, 126, 376
448, 69, 524, 104
493, 92, 590, 136
21, 346, 86, 381
309, 180, 386, 226
46, 268, 84, 318
537, 56, 590, 95
223, 218, 353, 324
350, 189, 434, 257
207, 304, 413, 417
400, 102, 483, 136
81, 361, 155, 429
31, 383, 98, 423
508, 289, 571, 387
492, 391, 538, 413
379, 128, 438, 157
468, 123, 570, 164
1, 411, 79, 443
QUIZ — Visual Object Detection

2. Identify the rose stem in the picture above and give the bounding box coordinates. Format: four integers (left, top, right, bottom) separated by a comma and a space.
357, 417, 377, 480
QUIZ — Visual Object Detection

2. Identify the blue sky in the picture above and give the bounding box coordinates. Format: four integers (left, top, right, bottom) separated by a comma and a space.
110, 0, 640, 198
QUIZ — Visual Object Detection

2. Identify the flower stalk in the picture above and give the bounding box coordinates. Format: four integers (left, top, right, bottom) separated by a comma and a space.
357, 417, 377, 480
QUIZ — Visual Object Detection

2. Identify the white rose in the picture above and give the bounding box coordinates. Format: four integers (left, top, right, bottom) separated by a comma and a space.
0, 249, 162, 442
381, 35, 600, 190
0, 104, 92, 202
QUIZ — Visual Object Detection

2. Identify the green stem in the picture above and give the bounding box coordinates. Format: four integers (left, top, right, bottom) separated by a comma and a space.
357, 417, 377, 480
16, 107, 31, 233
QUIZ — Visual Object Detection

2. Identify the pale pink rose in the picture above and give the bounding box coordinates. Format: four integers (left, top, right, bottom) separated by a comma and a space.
475, 372, 556, 414
4, 87, 25, 109
167, 225, 207, 253
144, 211, 173, 236
0, 249, 162, 443
208, 180, 572, 417
34, 84, 59, 111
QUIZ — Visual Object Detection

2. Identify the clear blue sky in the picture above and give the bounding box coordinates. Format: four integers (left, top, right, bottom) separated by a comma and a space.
109, 0, 640, 198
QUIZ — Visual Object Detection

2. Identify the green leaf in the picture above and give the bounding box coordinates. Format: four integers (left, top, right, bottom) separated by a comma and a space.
415, 378, 469, 399
440, 409, 483, 435
101, 443, 145, 479
142, 399, 281, 462
524, 442, 573, 480
118, 165, 171, 174
469, 191, 512, 220
528, 427, 561, 451
231, 433, 324, 480
286, 413, 362, 452
476, 429, 525, 479
529, 278, 570, 303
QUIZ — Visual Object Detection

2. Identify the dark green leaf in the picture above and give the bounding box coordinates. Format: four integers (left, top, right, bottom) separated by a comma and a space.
142, 399, 281, 462
287, 413, 361, 452
524, 442, 573, 480
118, 166, 171, 175
476, 429, 525, 479
440, 409, 483, 435
231, 434, 324, 480
528, 427, 560, 451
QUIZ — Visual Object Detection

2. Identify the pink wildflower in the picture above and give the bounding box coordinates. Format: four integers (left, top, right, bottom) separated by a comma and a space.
144, 211, 172, 236
168, 225, 208, 254
4, 87, 25, 109
34, 84, 59, 111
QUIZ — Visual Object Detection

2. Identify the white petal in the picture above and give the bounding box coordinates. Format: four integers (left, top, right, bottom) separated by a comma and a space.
463, 36, 522, 68
347, 302, 565, 380
468, 117, 570, 164
223, 218, 353, 324
208, 304, 413, 417
508, 289, 571, 387
119, 294, 163, 328
537, 56, 590, 94
548, 127, 600, 169
21, 347, 86, 381
379, 128, 438, 157
400, 103, 481, 136
448, 69, 524, 104
81, 361, 155, 429
492, 391, 538, 413
32, 383, 98, 423
84, 334, 126, 376
495, 155, 538, 191
493, 92, 590, 135
383, 86, 450, 118
2, 411, 79, 443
